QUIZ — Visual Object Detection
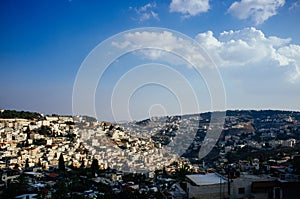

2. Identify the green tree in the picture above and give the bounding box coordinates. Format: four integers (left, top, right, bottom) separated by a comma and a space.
91, 158, 99, 177
25, 158, 29, 169
162, 166, 168, 178
13, 163, 20, 170
175, 163, 190, 181
80, 158, 85, 169
39, 125, 51, 135
59, 153, 65, 171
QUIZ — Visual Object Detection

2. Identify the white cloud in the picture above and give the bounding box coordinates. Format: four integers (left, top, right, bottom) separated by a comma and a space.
194, 28, 300, 111
169, 0, 210, 17
195, 27, 300, 82
112, 31, 209, 67
112, 27, 300, 82
277, 44, 300, 80
130, 3, 159, 22
228, 0, 285, 25
109, 28, 300, 115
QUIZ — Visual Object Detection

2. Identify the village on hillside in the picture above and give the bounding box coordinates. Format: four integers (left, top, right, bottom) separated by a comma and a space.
0, 109, 299, 199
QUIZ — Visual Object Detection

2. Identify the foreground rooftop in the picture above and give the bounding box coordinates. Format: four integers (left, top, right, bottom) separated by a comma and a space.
186, 173, 227, 186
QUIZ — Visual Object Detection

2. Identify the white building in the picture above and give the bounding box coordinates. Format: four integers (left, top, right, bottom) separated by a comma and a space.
186, 173, 228, 199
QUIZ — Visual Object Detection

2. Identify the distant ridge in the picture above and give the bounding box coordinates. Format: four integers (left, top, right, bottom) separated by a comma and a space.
1, 109, 299, 122
0, 109, 43, 120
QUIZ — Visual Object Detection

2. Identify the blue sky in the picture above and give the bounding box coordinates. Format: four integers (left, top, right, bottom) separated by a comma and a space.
1, 0, 300, 121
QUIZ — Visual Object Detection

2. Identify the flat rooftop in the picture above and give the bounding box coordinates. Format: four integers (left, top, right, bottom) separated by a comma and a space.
186, 173, 227, 186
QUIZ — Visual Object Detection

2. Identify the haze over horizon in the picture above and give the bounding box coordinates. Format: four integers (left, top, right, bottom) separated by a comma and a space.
1, 0, 300, 122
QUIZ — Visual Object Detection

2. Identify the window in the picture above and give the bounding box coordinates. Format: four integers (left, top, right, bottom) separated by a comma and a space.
238, 187, 245, 194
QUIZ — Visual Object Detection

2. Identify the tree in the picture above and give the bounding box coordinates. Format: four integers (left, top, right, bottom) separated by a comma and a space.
37, 159, 42, 167
80, 158, 85, 169
39, 125, 51, 135
175, 163, 190, 181
66, 132, 76, 142
91, 158, 99, 177
84, 149, 89, 158
58, 153, 65, 171
293, 155, 300, 174
13, 164, 19, 170
52, 178, 68, 199
25, 158, 29, 169
162, 166, 168, 178
0, 110, 42, 120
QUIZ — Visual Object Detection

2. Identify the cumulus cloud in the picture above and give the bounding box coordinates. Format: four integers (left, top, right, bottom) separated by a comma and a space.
109, 27, 300, 114
277, 44, 300, 80
112, 27, 300, 82
111, 26, 300, 83
169, 0, 210, 17
130, 3, 159, 22
112, 31, 210, 67
195, 27, 300, 82
228, 0, 285, 25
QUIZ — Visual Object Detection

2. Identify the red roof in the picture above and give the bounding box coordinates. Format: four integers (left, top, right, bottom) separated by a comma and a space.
271, 166, 285, 169
47, 173, 59, 178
